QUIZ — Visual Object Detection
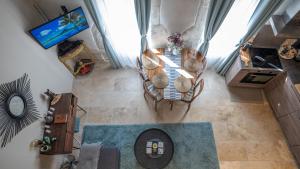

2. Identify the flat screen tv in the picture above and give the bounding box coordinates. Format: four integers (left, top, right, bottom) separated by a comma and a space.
29, 7, 89, 49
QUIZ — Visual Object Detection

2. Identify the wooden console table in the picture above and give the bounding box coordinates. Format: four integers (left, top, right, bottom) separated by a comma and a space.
40, 93, 77, 155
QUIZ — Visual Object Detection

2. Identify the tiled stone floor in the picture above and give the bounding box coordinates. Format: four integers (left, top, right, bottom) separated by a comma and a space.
73, 61, 298, 169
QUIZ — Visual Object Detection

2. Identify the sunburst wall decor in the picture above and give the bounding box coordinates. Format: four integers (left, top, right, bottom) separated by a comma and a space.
0, 73, 40, 147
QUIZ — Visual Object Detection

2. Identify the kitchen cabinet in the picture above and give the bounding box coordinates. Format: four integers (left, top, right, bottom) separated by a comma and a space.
251, 25, 285, 49
278, 113, 300, 146
264, 73, 300, 166
291, 146, 300, 163
291, 112, 300, 132
264, 73, 300, 118
291, 146, 300, 164
269, 11, 300, 38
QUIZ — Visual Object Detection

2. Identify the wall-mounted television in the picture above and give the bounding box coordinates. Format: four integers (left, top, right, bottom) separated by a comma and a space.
29, 7, 89, 49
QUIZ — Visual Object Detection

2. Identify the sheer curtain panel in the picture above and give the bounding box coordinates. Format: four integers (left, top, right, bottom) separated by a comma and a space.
85, 0, 140, 68
206, 0, 260, 68
134, 0, 151, 60
198, 0, 234, 57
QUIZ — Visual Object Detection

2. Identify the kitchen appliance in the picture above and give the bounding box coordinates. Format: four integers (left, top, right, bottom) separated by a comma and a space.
240, 72, 277, 84
237, 47, 284, 87
249, 47, 283, 69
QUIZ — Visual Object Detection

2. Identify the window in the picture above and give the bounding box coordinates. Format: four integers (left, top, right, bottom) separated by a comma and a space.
95, 0, 140, 67
207, 0, 260, 65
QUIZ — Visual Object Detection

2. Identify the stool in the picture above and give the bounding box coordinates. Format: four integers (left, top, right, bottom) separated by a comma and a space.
73, 105, 87, 147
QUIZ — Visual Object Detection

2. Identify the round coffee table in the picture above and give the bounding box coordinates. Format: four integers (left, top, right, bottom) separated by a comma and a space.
134, 128, 174, 169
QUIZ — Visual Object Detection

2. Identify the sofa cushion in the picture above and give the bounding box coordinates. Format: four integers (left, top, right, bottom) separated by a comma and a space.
98, 147, 120, 169
77, 143, 102, 169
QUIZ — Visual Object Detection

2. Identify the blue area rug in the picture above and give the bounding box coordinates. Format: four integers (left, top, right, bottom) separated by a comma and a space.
82, 122, 219, 169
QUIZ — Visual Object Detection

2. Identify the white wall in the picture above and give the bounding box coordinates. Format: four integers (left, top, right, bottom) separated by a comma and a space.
274, 0, 300, 17
0, 0, 74, 169
274, 0, 294, 15
285, 0, 300, 19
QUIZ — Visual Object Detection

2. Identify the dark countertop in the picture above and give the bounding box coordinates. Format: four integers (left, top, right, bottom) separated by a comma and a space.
240, 48, 284, 73
280, 58, 300, 84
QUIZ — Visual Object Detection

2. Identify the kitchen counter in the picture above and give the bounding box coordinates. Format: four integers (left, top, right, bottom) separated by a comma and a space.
226, 46, 300, 165
240, 47, 283, 70
279, 57, 300, 95
225, 55, 283, 88
264, 69, 300, 167
295, 84, 300, 94
280, 58, 300, 84
225, 47, 285, 88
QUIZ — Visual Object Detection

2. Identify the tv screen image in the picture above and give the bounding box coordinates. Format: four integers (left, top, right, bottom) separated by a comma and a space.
29, 7, 89, 49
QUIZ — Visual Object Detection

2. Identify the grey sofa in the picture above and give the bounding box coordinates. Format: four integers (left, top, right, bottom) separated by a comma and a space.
77, 143, 120, 169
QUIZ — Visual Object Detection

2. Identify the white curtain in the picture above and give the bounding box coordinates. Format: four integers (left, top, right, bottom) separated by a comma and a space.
206, 0, 260, 67
94, 0, 141, 68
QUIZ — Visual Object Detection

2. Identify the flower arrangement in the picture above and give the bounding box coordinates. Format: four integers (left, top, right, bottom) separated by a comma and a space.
167, 32, 184, 54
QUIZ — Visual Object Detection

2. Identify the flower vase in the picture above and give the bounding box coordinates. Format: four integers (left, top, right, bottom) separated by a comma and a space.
172, 48, 179, 55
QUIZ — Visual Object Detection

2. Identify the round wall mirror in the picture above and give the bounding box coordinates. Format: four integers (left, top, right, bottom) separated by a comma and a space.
0, 73, 40, 148
6, 94, 26, 118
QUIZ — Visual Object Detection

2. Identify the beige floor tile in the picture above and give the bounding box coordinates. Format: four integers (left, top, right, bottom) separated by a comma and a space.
72, 62, 296, 168
220, 160, 298, 169
220, 161, 242, 169
246, 141, 294, 161
217, 142, 248, 161
220, 161, 273, 169
212, 121, 232, 142
269, 161, 298, 169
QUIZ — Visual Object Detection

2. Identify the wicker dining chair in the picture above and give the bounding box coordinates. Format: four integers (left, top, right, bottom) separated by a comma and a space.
193, 57, 206, 78
136, 57, 149, 81
202, 57, 207, 71
143, 80, 163, 111
181, 79, 204, 115
194, 71, 203, 84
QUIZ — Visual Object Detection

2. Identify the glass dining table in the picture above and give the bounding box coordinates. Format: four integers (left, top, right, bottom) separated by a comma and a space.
142, 48, 206, 105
